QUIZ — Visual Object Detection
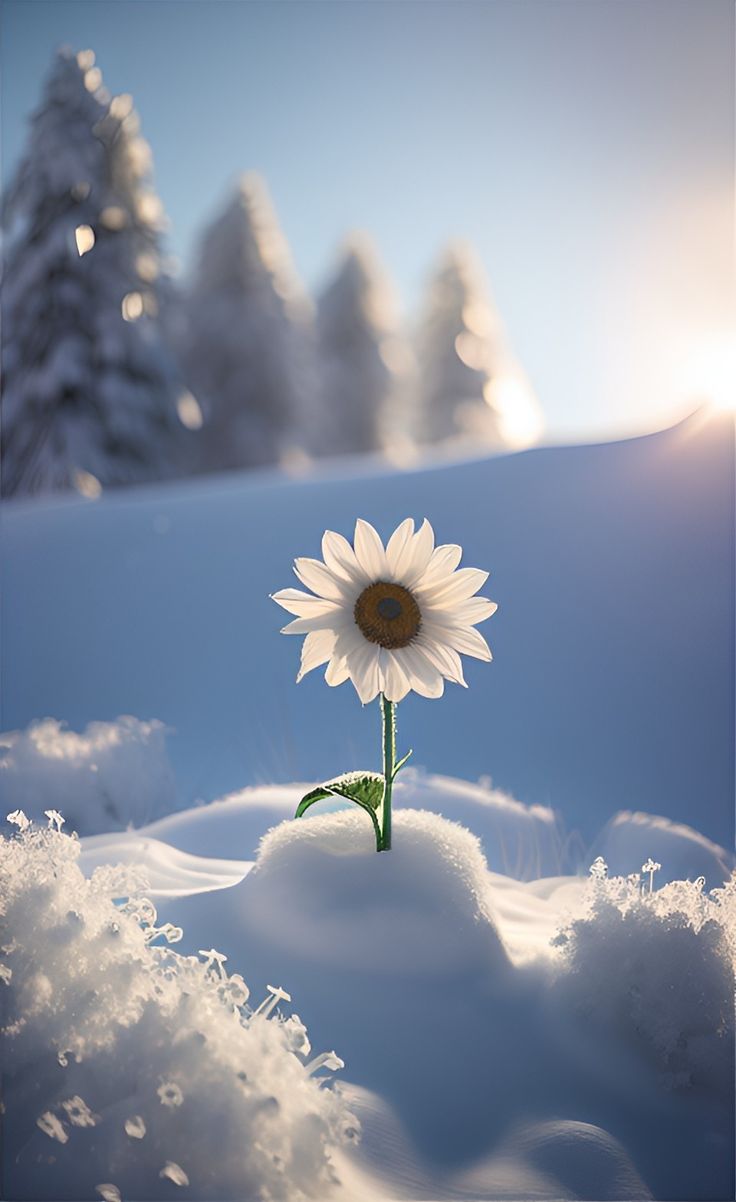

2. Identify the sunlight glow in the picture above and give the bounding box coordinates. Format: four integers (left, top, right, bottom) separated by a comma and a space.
684, 334, 736, 411
74, 225, 95, 256
484, 374, 544, 449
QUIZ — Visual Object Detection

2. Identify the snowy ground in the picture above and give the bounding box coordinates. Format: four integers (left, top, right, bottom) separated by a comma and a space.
3, 788, 734, 1201
2, 408, 733, 848
2, 412, 734, 1199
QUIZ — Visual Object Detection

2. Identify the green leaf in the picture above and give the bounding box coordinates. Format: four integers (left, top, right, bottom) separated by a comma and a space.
392, 749, 413, 779
295, 771, 387, 851
296, 771, 385, 817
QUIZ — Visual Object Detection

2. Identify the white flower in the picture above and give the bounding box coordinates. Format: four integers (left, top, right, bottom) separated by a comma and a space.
271, 518, 497, 703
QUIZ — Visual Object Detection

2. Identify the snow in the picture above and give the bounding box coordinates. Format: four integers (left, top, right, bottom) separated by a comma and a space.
2, 410, 733, 1199
0, 715, 177, 833
2, 49, 190, 498
4, 782, 734, 1199
317, 236, 408, 457
3, 410, 733, 851
1, 819, 354, 1201
590, 809, 735, 886
60, 802, 733, 1200
179, 175, 318, 472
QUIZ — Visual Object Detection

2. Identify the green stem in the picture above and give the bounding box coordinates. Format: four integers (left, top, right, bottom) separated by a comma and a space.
380, 695, 395, 851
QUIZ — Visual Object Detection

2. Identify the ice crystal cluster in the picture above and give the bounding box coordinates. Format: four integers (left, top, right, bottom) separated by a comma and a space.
552, 861, 736, 1094
0, 814, 355, 1201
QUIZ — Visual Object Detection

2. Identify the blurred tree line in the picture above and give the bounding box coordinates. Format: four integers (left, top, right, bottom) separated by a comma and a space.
1, 49, 541, 499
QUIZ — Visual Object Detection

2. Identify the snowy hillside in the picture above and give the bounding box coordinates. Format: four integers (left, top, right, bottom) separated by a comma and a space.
2, 408, 733, 849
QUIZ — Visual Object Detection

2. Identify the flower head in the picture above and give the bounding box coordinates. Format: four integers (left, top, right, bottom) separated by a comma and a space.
272, 518, 497, 703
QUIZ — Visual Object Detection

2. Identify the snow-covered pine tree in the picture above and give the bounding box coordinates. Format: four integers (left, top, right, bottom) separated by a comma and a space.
413, 242, 509, 450
180, 175, 317, 473
1, 48, 195, 498
316, 235, 411, 457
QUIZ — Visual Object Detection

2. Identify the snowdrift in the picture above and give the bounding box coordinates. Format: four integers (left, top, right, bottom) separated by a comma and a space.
3, 409, 733, 849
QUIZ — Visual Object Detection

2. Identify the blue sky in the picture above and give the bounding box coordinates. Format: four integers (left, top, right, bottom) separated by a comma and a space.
2, 0, 733, 439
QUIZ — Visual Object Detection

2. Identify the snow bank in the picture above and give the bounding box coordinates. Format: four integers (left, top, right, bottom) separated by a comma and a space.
551, 868, 735, 1096
248, 807, 510, 975
139, 772, 565, 880
1, 814, 355, 1201
0, 716, 177, 834
4, 412, 733, 848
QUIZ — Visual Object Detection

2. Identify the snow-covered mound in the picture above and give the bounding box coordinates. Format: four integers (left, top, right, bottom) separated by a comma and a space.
78, 831, 250, 896
590, 809, 735, 887
136, 772, 564, 879
551, 871, 735, 1097
3, 410, 733, 848
148, 807, 734, 1199
1, 817, 355, 1201
0, 716, 176, 833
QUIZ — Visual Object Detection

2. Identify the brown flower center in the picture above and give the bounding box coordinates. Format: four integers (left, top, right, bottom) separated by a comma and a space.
354, 581, 421, 649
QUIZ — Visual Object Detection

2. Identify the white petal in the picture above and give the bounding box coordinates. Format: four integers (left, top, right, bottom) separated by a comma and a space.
322, 530, 367, 585
379, 651, 412, 702
418, 567, 489, 607
294, 557, 350, 601
353, 519, 387, 579
385, 518, 415, 580
425, 622, 493, 661
334, 625, 367, 662
454, 596, 497, 625
280, 611, 347, 635
348, 641, 382, 704
418, 543, 463, 587
393, 644, 445, 699
272, 589, 342, 618
402, 519, 435, 588
427, 596, 498, 626
416, 635, 467, 686
325, 656, 350, 687
297, 630, 337, 681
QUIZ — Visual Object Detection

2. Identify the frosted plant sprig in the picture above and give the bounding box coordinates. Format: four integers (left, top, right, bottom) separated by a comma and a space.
272, 518, 496, 851
642, 857, 661, 893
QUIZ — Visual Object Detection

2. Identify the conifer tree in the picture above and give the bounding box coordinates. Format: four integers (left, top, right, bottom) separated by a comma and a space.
180, 175, 317, 472
1, 48, 192, 498
316, 235, 410, 457
414, 242, 508, 449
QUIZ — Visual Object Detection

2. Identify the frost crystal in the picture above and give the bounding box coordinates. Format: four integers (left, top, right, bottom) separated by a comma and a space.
62, 1094, 97, 1126
305, 1051, 345, 1076
37, 1111, 68, 1143
589, 856, 608, 881
157, 1080, 184, 1108
124, 1114, 146, 1139
6, 810, 29, 831
160, 1161, 190, 1187
553, 864, 735, 1092
2, 819, 355, 1200
96, 1186, 121, 1202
